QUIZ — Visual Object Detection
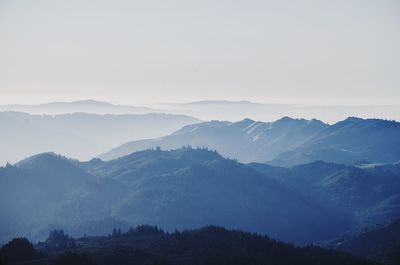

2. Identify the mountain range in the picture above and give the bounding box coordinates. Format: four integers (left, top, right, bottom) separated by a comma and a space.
0, 111, 199, 164
0, 100, 160, 115
100, 117, 400, 166
2, 99, 400, 123
1, 148, 399, 246
160, 100, 400, 123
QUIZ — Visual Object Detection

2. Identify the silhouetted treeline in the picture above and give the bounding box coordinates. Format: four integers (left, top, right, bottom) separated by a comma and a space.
37, 229, 76, 254
110, 224, 165, 237
0, 225, 379, 265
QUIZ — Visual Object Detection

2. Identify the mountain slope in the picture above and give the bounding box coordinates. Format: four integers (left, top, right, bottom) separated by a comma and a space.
90, 148, 352, 244
100, 117, 400, 166
1, 148, 399, 245
0, 153, 125, 242
100, 117, 328, 162
0, 149, 352, 245
272, 117, 400, 166
330, 219, 400, 265
0, 111, 200, 164
250, 160, 400, 227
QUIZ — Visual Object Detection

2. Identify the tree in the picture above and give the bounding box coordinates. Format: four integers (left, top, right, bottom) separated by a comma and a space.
0, 238, 43, 264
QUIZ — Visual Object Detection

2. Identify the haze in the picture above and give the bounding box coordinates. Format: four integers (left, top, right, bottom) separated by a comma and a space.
0, 0, 399, 106
1, 2, 400, 263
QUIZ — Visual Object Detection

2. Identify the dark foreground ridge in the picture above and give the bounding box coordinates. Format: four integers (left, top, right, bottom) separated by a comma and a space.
0, 225, 378, 265
329, 219, 400, 265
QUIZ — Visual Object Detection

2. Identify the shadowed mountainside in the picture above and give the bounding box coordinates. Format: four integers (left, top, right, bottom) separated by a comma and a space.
329, 219, 400, 265
0, 148, 349, 244
1, 148, 399, 245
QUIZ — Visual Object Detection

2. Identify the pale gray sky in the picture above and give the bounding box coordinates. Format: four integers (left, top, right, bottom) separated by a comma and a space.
0, 0, 399, 105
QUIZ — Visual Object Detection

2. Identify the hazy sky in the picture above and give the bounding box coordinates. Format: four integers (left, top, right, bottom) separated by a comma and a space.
0, 0, 399, 105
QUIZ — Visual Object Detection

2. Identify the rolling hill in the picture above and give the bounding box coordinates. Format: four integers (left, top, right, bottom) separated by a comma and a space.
0, 148, 352, 244
1, 148, 400, 245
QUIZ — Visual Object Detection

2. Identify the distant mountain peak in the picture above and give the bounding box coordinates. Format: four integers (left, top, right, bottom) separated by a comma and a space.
240, 118, 256, 123
15, 152, 70, 168
189, 100, 259, 105
273, 116, 311, 124
68, 99, 113, 105
277, 116, 295, 121
234, 118, 256, 127
334, 116, 400, 128
345, 116, 363, 121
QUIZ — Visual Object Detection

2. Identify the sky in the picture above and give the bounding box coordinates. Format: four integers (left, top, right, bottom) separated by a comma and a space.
0, 0, 399, 105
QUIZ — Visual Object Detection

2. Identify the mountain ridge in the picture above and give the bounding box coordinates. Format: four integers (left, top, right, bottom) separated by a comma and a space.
0, 100, 161, 115
329, 219, 400, 265
0, 148, 355, 244
2, 147, 400, 245
0, 111, 200, 165
100, 117, 400, 166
